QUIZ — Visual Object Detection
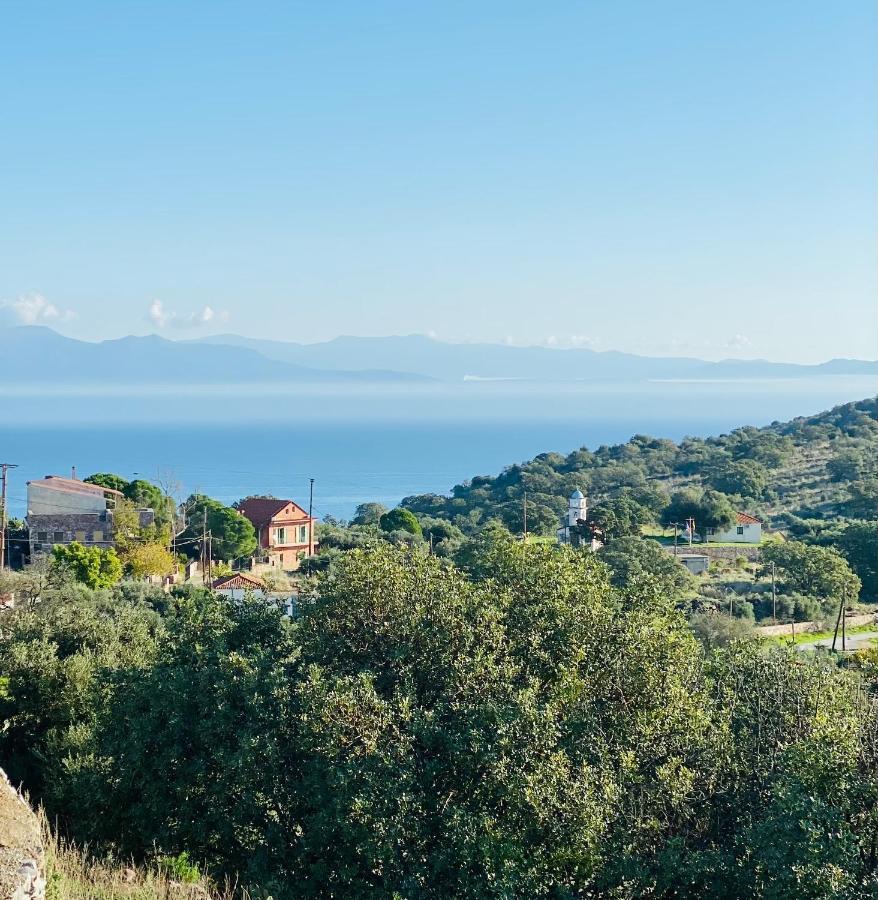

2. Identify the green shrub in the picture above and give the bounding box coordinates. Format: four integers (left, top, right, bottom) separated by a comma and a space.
156, 851, 201, 884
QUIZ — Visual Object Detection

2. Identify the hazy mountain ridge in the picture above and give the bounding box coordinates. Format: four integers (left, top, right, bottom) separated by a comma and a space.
1, 326, 429, 385
196, 332, 878, 382
2, 325, 874, 388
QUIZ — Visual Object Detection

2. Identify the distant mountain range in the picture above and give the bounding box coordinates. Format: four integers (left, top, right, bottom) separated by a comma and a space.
1, 325, 875, 387
0, 326, 428, 385
194, 333, 877, 382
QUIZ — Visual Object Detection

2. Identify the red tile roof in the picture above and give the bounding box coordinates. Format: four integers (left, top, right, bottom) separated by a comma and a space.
212, 573, 265, 590
237, 498, 308, 527
736, 512, 762, 525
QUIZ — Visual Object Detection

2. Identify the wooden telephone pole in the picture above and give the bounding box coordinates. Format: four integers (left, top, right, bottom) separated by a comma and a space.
771, 562, 777, 623
0, 463, 19, 570
202, 509, 210, 585
831, 589, 848, 654
308, 478, 315, 556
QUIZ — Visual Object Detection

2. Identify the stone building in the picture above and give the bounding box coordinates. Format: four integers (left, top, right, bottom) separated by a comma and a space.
26, 475, 122, 557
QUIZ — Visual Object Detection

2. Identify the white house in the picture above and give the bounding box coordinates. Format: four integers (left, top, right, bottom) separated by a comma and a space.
557, 489, 602, 551
212, 572, 267, 600
211, 573, 297, 616
706, 512, 762, 544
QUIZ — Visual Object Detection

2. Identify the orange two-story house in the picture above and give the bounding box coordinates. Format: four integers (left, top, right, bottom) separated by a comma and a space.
237, 498, 316, 570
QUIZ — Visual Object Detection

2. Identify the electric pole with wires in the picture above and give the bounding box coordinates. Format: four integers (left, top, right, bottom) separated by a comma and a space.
0, 463, 19, 570
308, 477, 315, 557
202, 509, 209, 585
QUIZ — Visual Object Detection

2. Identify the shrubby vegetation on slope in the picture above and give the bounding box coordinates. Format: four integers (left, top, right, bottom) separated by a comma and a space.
400, 397, 878, 535
3, 535, 878, 898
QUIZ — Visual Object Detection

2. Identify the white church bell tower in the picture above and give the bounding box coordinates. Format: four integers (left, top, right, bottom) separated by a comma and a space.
558, 488, 594, 547
567, 489, 587, 527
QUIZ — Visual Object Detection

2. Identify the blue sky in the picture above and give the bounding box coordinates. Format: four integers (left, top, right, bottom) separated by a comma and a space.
1, 1, 875, 362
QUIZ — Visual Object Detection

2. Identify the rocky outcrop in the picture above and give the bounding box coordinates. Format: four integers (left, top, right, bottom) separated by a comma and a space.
0, 769, 44, 900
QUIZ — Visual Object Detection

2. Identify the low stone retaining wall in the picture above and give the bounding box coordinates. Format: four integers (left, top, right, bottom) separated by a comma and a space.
667, 544, 762, 563
0, 769, 44, 900
755, 613, 877, 638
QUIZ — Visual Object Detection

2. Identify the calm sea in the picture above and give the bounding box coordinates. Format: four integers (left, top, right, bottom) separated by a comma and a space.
1, 377, 874, 520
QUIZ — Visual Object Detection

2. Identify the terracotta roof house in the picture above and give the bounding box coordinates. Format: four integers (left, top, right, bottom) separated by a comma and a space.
706, 512, 763, 544
212, 572, 265, 591
237, 498, 316, 570
211, 571, 298, 617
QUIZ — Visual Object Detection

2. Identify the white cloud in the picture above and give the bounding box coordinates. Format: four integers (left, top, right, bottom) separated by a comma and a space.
148, 300, 228, 330
539, 334, 600, 350
0, 293, 76, 326
567, 334, 600, 350
148, 299, 170, 328
726, 333, 752, 351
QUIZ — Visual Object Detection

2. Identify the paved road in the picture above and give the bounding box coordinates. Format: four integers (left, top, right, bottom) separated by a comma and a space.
796, 630, 878, 653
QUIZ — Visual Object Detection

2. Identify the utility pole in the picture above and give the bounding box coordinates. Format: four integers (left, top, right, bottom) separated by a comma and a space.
0, 463, 19, 570
831, 590, 845, 653
672, 522, 679, 556
308, 477, 315, 556
522, 491, 528, 543
771, 562, 777, 623
202, 509, 209, 585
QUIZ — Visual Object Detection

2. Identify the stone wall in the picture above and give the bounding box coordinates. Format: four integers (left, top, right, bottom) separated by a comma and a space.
27, 511, 115, 557
0, 769, 45, 900
665, 544, 762, 563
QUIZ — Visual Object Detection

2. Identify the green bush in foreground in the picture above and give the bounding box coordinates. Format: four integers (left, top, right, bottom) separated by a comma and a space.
2, 541, 878, 898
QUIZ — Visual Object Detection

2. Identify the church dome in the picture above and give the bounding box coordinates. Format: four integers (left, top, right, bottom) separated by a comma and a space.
570, 489, 585, 500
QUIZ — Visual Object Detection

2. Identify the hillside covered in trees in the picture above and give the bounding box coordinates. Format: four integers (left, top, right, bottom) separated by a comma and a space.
400, 397, 878, 537
1, 399, 877, 897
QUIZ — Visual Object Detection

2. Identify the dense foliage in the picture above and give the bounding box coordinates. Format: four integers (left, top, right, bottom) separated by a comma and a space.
85, 472, 172, 526
51, 541, 123, 589
3, 537, 878, 898
177, 494, 258, 562
400, 398, 878, 536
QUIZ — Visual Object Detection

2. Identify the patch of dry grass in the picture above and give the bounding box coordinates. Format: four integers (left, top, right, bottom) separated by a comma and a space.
41, 814, 246, 900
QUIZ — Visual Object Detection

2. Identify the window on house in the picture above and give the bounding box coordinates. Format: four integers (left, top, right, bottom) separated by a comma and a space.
53, 531, 65, 542
93, 530, 103, 542
275, 527, 286, 545
75, 531, 86, 542
298, 525, 308, 544
736, 526, 745, 535
37, 531, 48, 542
